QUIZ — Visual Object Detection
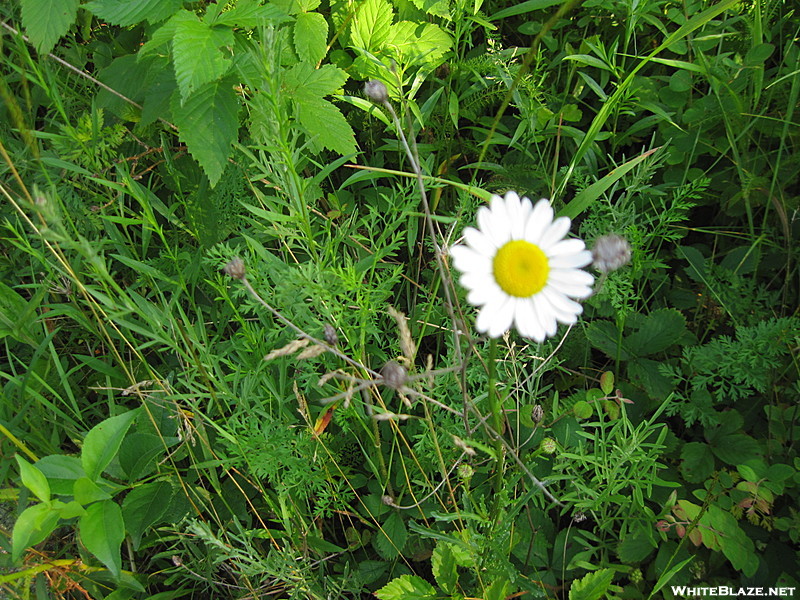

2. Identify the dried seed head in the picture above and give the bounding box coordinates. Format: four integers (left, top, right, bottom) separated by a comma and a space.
381, 360, 407, 390
223, 257, 246, 280
324, 324, 338, 346
531, 404, 544, 424
592, 234, 631, 273
364, 79, 389, 103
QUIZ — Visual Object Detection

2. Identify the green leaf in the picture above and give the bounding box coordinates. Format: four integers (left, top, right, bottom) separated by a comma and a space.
79, 500, 125, 579
617, 532, 657, 564
560, 147, 662, 219
708, 433, 762, 466
16, 456, 50, 503
706, 505, 757, 576
122, 481, 173, 550
12, 503, 60, 562
294, 12, 329, 63
625, 309, 687, 357
0, 281, 39, 345
119, 433, 168, 480
376, 575, 437, 600
211, 0, 291, 27
36, 455, 86, 496
432, 541, 458, 594
284, 62, 349, 98
569, 568, 615, 600
373, 511, 407, 559
83, 0, 182, 26
296, 97, 357, 156
384, 21, 451, 66
74, 477, 112, 504
172, 10, 234, 102
82, 409, 141, 482
170, 78, 240, 186
489, 0, 562, 20
680, 442, 715, 484
20, 0, 79, 54
586, 319, 626, 359
350, 0, 393, 51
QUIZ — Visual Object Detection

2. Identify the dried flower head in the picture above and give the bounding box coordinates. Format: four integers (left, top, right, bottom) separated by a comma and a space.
592, 234, 631, 273
364, 79, 389, 103
223, 257, 246, 280
381, 360, 408, 390
324, 324, 338, 346
531, 404, 544, 424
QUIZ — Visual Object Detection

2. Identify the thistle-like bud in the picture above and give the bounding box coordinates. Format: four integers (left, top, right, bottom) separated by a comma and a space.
592, 234, 631, 273
381, 360, 407, 390
531, 404, 544, 424
324, 324, 338, 346
364, 79, 389, 103
223, 257, 246, 280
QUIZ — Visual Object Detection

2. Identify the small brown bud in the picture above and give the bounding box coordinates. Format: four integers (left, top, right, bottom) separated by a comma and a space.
592, 235, 631, 273
381, 360, 407, 390
324, 324, 338, 346
531, 404, 544, 424
364, 79, 389, 103
223, 257, 246, 280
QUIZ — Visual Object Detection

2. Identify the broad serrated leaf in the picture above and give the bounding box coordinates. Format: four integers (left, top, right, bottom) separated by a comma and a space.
284, 62, 348, 98
212, 0, 292, 27
83, 0, 182, 26
35, 455, 86, 495
16, 456, 50, 503
350, 0, 393, 51
20, 0, 79, 54
617, 532, 656, 564
706, 505, 757, 576
384, 21, 452, 65
432, 542, 458, 594
141, 61, 177, 127
172, 11, 234, 102
12, 503, 60, 562
296, 97, 356, 156
569, 568, 615, 600
586, 319, 628, 359
708, 433, 762, 466
82, 409, 140, 482
73, 477, 112, 505
122, 481, 173, 550
79, 500, 125, 578
625, 308, 687, 357
376, 575, 437, 600
373, 511, 407, 560
294, 12, 329, 63
680, 442, 715, 484
170, 78, 240, 186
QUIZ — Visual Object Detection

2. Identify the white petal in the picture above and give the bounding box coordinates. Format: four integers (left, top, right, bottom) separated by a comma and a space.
548, 250, 593, 269
477, 295, 514, 337
464, 227, 497, 256
539, 216, 571, 249
523, 200, 554, 244
514, 299, 545, 341
548, 238, 586, 257
533, 294, 558, 338
466, 280, 504, 306
543, 288, 584, 318
450, 245, 488, 273
505, 191, 532, 238
541, 287, 580, 323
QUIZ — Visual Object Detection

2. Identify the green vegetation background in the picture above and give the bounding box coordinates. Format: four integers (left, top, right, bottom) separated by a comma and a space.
0, 0, 798, 598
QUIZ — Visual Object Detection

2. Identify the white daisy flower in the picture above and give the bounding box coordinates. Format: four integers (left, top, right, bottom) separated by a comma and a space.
449, 191, 594, 341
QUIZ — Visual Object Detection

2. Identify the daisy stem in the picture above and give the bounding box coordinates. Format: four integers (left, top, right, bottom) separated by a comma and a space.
487, 338, 506, 498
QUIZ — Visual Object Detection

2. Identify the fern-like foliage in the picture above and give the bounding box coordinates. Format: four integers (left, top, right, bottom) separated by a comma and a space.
662, 317, 800, 427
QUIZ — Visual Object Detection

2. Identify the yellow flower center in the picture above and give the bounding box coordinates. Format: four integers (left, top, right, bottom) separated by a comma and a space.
492, 240, 549, 298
